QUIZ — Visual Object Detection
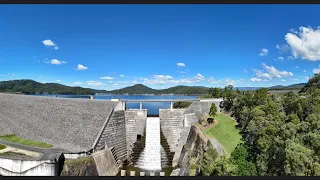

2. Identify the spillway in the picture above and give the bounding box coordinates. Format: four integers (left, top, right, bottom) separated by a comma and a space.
135, 117, 162, 171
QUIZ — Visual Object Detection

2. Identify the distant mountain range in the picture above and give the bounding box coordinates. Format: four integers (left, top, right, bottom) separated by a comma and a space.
0, 79, 307, 95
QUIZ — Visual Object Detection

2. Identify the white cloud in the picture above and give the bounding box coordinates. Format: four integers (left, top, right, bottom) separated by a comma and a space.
276, 44, 290, 53
72, 81, 83, 85
280, 79, 286, 82
49, 59, 67, 65
42, 39, 59, 50
107, 81, 113, 83
101, 76, 114, 80
313, 68, 320, 74
208, 77, 237, 86
296, 66, 299, 69
177, 63, 186, 67
285, 26, 320, 61
303, 70, 307, 73
76, 64, 88, 71
87, 80, 104, 86
252, 64, 293, 81
120, 74, 125, 77
179, 71, 186, 74
135, 73, 205, 85
290, 28, 298, 34
244, 68, 248, 73
250, 78, 262, 82
305, 76, 310, 80
259, 48, 269, 56
287, 56, 296, 60
113, 83, 119, 86
277, 56, 284, 60
56, 80, 61, 83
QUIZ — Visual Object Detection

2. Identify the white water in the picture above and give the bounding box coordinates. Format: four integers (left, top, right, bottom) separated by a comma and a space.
136, 117, 162, 171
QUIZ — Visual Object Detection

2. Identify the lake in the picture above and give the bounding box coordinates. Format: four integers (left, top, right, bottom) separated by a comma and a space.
34, 94, 197, 115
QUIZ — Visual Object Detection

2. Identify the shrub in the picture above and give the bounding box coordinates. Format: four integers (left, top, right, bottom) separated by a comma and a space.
209, 103, 218, 117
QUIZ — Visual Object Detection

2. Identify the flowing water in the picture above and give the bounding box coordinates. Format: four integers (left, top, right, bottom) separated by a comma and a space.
135, 117, 162, 171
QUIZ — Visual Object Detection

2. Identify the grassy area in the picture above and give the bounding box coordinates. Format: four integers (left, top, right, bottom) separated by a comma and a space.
202, 113, 242, 153
0, 144, 7, 150
0, 135, 53, 148
0, 151, 30, 157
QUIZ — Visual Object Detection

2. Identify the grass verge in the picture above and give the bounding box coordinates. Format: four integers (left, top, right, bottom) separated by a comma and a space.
0, 134, 53, 148
0, 151, 30, 158
202, 113, 242, 153
0, 144, 7, 150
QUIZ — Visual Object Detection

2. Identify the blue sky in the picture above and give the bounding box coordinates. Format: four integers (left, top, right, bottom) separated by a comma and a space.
1, 5, 320, 90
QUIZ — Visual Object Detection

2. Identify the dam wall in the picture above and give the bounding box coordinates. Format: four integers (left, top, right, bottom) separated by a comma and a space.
184, 100, 222, 119
159, 109, 186, 153
125, 109, 147, 155
94, 110, 127, 167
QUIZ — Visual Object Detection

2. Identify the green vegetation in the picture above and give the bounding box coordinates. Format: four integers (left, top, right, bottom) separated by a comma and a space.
0, 144, 7, 150
0, 151, 30, 158
61, 156, 98, 176
209, 103, 217, 117
173, 101, 192, 109
0, 134, 53, 148
0, 79, 102, 95
106, 84, 209, 95
203, 79, 320, 176
203, 114, 242, 153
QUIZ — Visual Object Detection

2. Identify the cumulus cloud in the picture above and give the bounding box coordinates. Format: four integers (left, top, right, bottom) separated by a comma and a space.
303, 70, 307, 73
251, 63, 293, 82
48, 59, 67, 65
259, 48, 269, 56
76, 64, 88, 70
277, 56, 284, 60
87, 80, 104, 86
305, 76, 310, 81
281, 79, 286, 82
313, 67, 320, 74
120, 74, 125, 77
179, 71, 186, 74
208, 77, 237, 86
285, 26, 320, 61
72, 81, 83, 85
177, 63, 186, 67
42, 39, 59, 50
135, 73, 205, 85
250, 78, 262, 82
56, 80, 61, 83
276, 44, 290, 53
289, 28, 298, 34
101, 76, 114, 80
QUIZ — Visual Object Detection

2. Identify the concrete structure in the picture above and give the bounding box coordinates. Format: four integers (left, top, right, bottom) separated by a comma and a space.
185, 98, 223, 119
92, 148, 118, 176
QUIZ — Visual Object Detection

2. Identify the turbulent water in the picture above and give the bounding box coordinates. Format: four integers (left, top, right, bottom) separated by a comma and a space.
135, 117, 162, 171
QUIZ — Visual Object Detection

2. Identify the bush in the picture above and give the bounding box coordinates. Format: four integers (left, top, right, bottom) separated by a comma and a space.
207, 117, 214, 124
199, 114, 209, 126
209, 103, 218, 117
173, 101, 192, 109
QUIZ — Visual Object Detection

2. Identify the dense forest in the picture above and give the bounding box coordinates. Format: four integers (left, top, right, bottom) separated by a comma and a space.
0, 80, 99, 95
198, 74, 320, 176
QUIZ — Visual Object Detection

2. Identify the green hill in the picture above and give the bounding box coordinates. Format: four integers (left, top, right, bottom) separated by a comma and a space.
105, 84, 209, 95
0, 79, 98, 95
299, 74, 320, 93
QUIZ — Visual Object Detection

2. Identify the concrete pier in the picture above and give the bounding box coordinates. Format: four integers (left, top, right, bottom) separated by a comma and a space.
130, 171, 135, 176
121, 170, 126, 176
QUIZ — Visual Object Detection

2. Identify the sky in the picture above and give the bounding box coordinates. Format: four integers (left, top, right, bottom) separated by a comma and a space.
1, 5, 320, 90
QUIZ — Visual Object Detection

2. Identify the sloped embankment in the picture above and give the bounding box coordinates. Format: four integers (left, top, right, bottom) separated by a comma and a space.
174, 125, 212, 176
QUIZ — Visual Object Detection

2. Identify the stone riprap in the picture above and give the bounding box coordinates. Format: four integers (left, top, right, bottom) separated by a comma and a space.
95, 110, 127, 166
0, 93, 119, 152
159, 109, 186, 153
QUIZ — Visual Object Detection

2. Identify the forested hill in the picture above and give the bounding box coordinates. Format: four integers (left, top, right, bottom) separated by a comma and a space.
0, 79, 102, 95
105, 84, 209, 95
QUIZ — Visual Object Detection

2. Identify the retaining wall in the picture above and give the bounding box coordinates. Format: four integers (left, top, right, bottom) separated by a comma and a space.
92, 148, 118, 176
125, 109, 147, 155
0, 158, 59, 176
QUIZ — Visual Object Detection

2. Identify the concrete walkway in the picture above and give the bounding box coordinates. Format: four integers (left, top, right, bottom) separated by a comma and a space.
0, 139, 67, 160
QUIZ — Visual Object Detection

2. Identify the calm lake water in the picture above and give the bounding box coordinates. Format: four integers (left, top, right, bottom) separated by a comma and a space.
34, 94, 197, 115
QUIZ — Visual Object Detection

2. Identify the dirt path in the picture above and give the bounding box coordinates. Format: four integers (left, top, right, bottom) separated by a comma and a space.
209, 138, 225, 154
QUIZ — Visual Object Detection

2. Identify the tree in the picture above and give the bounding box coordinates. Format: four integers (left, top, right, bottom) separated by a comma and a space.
208, 87, 222, 98
200, 148, 219, 176
210, 155, 238, 176
231, 144, 257, 176
209, 103, 218, 117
